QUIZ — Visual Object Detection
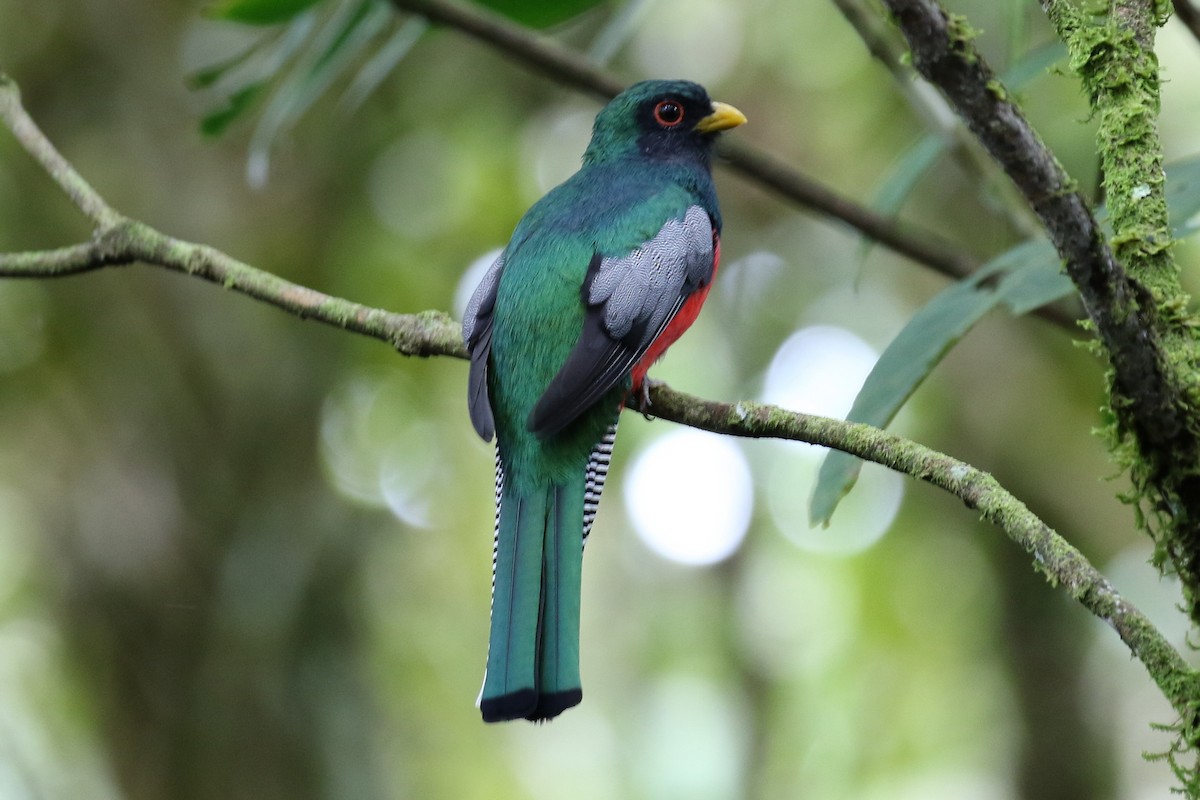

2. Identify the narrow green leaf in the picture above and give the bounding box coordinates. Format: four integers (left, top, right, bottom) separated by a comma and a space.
872, 136, 948, 219
192, 11, 316, 140
809, 281, 1000, 526
188, 37, 267, 89
995, 260, 1074, 316
246, 0, 388, 183
809, 153, 1200, 527
969, 238, 1072, 315
1000, 41, 1067, 91
859, 41, 1066, 263
474, 0, 608, 28
205, 0, 325, 25
587, 0, 650, 66
200, 82, 266, 136
1165, 156, 1200, 237
340, 17, 428, 111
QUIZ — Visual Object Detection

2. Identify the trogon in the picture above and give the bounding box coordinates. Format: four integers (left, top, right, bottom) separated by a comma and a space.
462, 79, 745, 722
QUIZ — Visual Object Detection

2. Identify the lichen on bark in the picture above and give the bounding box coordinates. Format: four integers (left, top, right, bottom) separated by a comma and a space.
1048, 0, 1200, 627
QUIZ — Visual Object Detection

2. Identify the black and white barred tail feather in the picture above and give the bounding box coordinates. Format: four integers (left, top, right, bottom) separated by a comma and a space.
583, 423, 618, 547
479, 424, 617, 720
488, 447, 505, 606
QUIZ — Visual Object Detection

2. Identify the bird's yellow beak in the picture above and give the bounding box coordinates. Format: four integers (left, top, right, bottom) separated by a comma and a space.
694, 101, 747, 134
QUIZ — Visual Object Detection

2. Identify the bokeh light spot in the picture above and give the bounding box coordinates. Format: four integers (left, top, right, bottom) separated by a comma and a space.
319, 374, 444, 528
762, 325, 879, 421
624, 429, 753, 566
761, 326, 904, 553
631, 0, 743, 87
453, 247, 503, 321
767, 452, 903, 554
520, 107, 594, 197
631, 673, 747, 799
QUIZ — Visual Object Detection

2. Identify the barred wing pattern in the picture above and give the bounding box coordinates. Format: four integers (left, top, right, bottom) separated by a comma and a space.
528, 206, 714, 439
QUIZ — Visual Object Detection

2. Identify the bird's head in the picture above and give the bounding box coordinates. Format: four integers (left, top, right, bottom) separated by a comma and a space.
582, 79, 746, 167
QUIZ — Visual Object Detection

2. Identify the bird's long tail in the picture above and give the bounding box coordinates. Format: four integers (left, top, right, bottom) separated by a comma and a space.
479, 467, 585, 722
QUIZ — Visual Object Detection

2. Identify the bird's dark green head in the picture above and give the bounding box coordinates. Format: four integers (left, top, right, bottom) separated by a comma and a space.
582, 79, 746, 167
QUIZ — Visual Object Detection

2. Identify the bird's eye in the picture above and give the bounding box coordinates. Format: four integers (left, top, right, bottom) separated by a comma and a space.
653, 99, 685, 128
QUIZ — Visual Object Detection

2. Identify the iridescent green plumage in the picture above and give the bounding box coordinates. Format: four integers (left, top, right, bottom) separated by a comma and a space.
463, 79, 744, 722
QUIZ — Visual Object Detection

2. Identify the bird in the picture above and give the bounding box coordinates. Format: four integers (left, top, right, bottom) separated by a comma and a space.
462, 79, 745, 722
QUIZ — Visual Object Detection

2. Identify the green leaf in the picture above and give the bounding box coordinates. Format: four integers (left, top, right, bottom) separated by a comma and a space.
871, 135, 948, 220
340, 17, 427, 111
192, 9, 316, 138
206, 0, 325, 25
969, 238, 1072, 315
809, 154, 1200, 527
188, 38, 266, 89
474, 0, 608, 28
858, 42, 1066, 263
200, 81, 266, 136
246, 0, 389, 183
808, 238, 1067, 526
1165, 157, 1200, 237
995, 259, 1074, 316
809, 280, 1000, 526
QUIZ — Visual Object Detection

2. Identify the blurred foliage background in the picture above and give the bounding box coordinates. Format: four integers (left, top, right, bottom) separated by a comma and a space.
2, 0, 1200, 798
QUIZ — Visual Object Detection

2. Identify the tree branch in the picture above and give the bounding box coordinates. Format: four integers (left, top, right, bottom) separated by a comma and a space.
1173, 0, 1200, 46
0, 73, 122, 229
0, 221, 465, 358
0, 241, 117, 277
387, 0, 984, 284
1039, 0, 1200, 625
1, 67, 1193, 733
880, 2, 1200, 778
884, 0, 1200, 626
643, 384, 1198, 725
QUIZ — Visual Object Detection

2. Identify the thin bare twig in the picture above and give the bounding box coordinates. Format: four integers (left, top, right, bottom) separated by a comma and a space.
0, 73, 122, 229
1174, 0, 1200, 46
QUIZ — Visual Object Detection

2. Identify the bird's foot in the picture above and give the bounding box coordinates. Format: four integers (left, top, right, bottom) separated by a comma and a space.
632, 378, 664, 420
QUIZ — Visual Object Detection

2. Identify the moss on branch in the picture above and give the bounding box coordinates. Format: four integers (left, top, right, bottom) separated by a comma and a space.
1044, 0, 1200, 632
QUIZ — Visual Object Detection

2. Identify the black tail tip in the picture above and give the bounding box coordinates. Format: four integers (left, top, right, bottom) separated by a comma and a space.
526, 689, 582, 722
481, 689, 582, 723
481, 689, 538, 723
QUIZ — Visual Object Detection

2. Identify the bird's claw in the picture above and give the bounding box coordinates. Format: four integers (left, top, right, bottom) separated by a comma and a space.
634, 378, 664, 420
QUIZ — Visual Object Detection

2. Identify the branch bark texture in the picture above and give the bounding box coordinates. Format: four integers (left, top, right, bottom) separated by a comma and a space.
1040, 0, 1200, 601
883, 0, 1200, 631
645, 386, 1197, 725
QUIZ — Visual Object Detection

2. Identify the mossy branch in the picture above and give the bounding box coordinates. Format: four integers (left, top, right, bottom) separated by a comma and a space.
880, 0, 1200, 785
1, 68, 1195, 739
1041, 0, 1200, 626
645, 387, 1198, 720
886, 0, 1200, 613
884, 0, 1200, 630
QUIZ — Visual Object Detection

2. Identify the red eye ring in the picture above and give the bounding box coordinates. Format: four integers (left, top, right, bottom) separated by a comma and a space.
653, 99, 685, 128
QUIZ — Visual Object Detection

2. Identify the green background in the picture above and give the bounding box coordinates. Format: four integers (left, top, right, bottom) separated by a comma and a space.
2, 0, 1199, 798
